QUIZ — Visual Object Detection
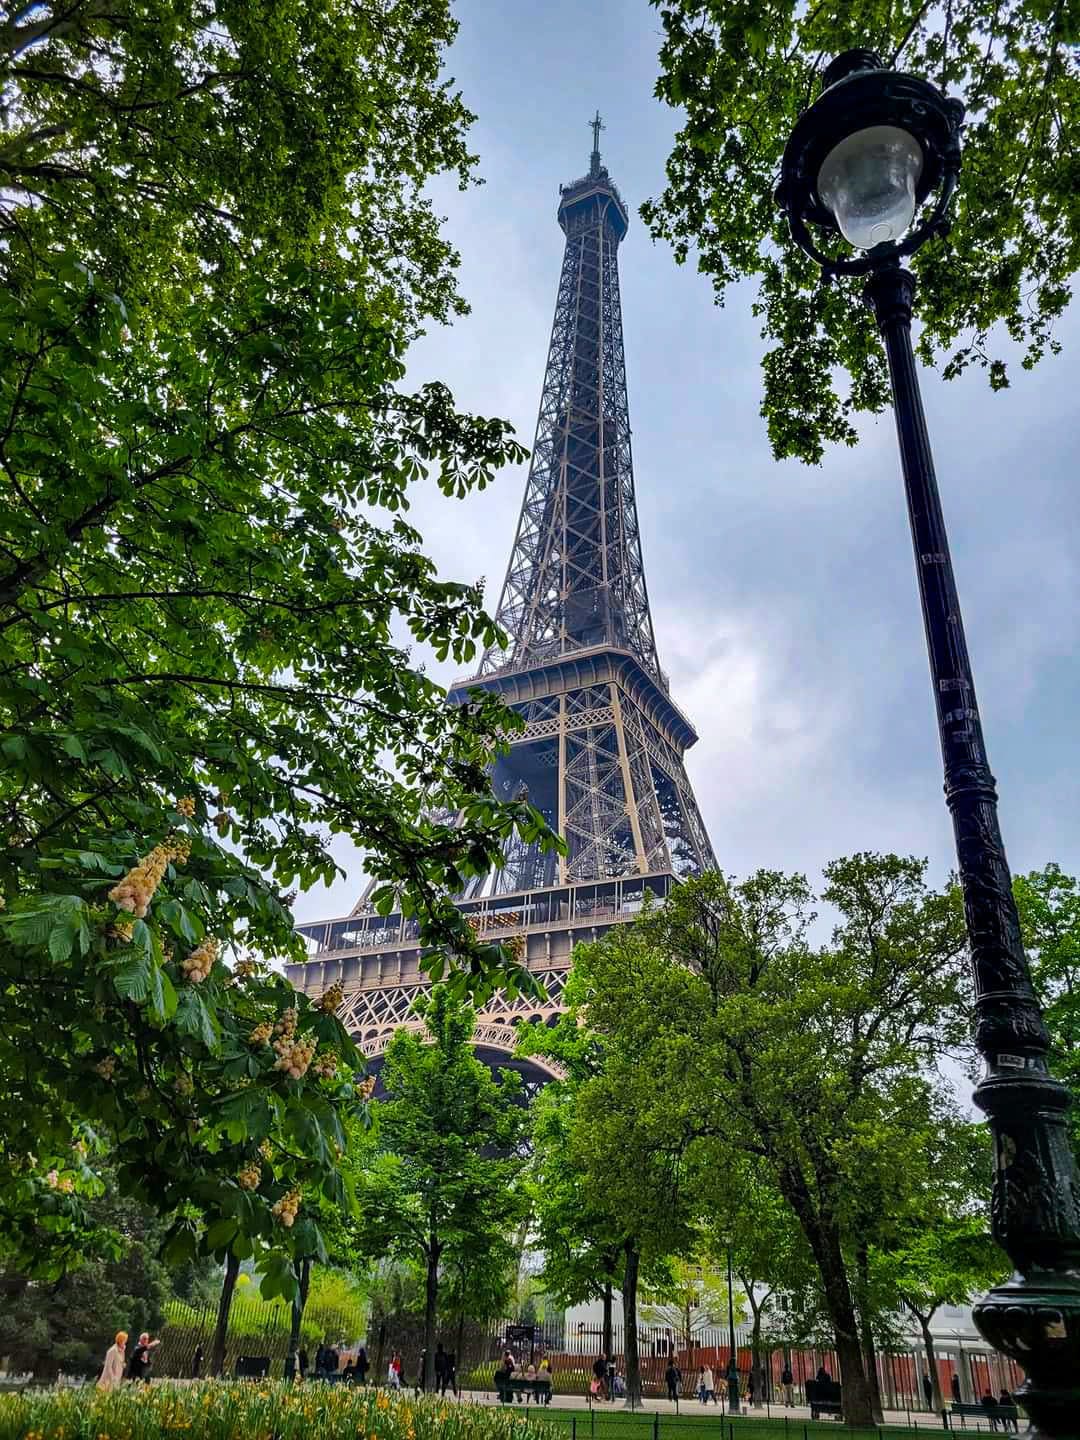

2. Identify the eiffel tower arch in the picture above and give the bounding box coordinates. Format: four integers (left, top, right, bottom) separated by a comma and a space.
287, 121, 715, 1091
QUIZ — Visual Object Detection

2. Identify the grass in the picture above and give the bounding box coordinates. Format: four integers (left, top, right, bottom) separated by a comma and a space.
508, 1405, 941, 1440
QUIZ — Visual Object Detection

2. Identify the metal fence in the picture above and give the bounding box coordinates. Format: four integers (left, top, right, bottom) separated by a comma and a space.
156, 1306, 1024, 1422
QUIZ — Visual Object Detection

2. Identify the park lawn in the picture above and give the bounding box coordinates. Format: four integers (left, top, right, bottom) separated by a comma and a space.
515, 1405, 938, 1440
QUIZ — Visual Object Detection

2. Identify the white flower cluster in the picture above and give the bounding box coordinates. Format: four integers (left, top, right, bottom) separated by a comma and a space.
272, 1009, 315, 1080
271, 1188, 301, 1228
181, 937, 218, 984
237, 1162, 261, 1191
108, 835, 190, 917
319, 981, 344, 1013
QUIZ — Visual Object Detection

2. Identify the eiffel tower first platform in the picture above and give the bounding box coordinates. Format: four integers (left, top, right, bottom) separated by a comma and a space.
287, 118, 716, 1091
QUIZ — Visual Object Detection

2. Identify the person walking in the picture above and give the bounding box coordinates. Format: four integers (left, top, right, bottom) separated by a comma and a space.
537, 1356, 552, 1404
125, 1332, 159, 1384
923, 1371, 934, 1410
665, 1360, 681, 1403
781, 1363, 794, 1407
702, 1364, 715, 1403
298, 1347, 309, 1379
191, 1344, 203, 1379
355, 1346, 368, 1385
951, 1373, 962, 1405
388, 1352, 403, 1389
445, 1350, 458, 1398
746, 1371, 754, 1407
97, 1332, 127, 1391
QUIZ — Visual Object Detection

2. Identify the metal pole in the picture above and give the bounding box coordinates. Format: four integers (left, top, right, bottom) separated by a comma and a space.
864, 259, 1080, 1438
725, 1248, 741, 1415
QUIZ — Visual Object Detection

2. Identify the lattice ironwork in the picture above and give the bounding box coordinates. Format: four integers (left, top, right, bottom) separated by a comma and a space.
288, 124, 716, 1083
479, 144, 658, 683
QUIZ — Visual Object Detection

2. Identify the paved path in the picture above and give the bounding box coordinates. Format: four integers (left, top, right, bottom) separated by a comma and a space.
455, 1388, 950, 1429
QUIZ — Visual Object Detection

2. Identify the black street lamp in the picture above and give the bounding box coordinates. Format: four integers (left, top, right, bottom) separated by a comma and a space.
726, 1247, 740, 1415
775, 50, 1080, 1439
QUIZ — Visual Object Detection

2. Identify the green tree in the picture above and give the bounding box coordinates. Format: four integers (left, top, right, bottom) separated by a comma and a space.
0, 1183, 171, 1377
583, 856, 968, 1425
1014, 863, 1080, 1159
349, 989, 526, 1390
520, 1018, 624, 1356
561, 929, 714, 1408
643, 2, 1080, 463
0, 0, 557, 1275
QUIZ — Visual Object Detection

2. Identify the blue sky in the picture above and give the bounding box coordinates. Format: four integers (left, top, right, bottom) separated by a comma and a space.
294, 0, 1080, 927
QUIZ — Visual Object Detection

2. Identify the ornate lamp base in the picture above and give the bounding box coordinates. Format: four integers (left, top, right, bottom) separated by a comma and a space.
974, 1271, 1080, 1437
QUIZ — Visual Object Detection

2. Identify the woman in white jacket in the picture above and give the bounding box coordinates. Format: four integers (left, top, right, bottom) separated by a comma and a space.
97, 1331, 128, 1390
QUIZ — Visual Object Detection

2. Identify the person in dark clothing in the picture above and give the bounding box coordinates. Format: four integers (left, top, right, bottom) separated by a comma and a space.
951, 1373, 962, 1405
355, 1347, 368, 1385
298, 1348, 309, 1379
592, 1354, 608, 1401
781, 1365, 794, 1407
998, 1391, 1018, 1432
815, 1366, 830, 1385
314, 1345, 328, 1379
444, 1350, 458, 1397
665, 1361, 681, 1402
980, 1392, 1001, 1432
191, 1345, 203, 1379
434, 1344, 447, 1392
923, 1372, 934, 1409
125, 1332, 160, 1384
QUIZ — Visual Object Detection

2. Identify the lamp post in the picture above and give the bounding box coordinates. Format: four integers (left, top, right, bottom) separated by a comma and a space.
726, 1247, 740, 1415
775, 50, 1080, 1438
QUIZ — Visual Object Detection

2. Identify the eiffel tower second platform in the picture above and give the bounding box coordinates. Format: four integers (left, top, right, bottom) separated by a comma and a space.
287, 123, 715, 1091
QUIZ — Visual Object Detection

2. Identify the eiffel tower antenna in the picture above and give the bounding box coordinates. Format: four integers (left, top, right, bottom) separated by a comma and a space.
289, 131, 716, 1090
589, 110, 604, 175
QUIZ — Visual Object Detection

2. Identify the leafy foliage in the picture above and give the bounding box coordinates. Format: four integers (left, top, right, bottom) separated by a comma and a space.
568, 854, 971, 1425
644, 2, 1080, 462
0, 0, 556, 1277
348, 989, 527, 1386
1014, 863, 1080, 1159
0, 1182, 171, 1377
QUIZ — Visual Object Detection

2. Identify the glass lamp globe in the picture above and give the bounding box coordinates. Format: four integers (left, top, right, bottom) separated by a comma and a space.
816, 124, 924, 250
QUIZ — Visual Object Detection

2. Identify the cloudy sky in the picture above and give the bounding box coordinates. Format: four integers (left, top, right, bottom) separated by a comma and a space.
295, 0, 1079, 928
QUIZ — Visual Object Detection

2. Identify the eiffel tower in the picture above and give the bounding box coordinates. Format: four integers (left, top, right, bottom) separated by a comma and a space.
288, 119, 715, 1092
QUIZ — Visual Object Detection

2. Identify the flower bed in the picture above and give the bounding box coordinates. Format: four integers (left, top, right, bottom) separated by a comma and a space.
0, 1381, 553, 1440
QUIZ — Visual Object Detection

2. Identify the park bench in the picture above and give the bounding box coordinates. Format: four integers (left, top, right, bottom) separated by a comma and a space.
945, 1402, 1020, 1432
805, 1378, 843, 1420
494, 1372, 552, 1405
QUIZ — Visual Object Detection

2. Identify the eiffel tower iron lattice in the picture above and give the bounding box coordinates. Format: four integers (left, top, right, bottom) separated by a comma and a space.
288, 122, 716, 1090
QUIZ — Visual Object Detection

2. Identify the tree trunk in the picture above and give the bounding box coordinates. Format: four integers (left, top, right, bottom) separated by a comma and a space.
855, 1243, 884, 1423
750, 1307, 764, 1406
602, 1281, 613, 1360
778, 1170, 874, 1425
285, 1256, 311, 1380
919, 1314, 944, 1414
424, 1238, 440, 1392
622, 1242, 641, 1408
210, 1251, 240, 1377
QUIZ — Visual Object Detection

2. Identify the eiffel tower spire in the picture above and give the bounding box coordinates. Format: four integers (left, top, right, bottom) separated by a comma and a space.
479, 128, 659, 684
288, 133, 715, 1081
